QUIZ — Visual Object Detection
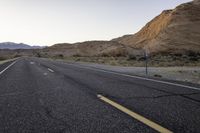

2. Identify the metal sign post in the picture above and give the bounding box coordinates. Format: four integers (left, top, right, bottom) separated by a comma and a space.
145, 50, 148, 76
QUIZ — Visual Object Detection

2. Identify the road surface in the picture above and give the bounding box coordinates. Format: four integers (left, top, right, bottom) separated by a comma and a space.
0, 57, 200, 133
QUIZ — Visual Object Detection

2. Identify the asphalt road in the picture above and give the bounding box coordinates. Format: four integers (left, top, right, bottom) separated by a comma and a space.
0, 57, 200, 133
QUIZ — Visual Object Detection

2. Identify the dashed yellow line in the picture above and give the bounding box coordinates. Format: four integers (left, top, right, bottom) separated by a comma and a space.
97, 94, 173, 133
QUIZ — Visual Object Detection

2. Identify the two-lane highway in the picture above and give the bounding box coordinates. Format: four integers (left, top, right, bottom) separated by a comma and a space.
0, 57, 200, 133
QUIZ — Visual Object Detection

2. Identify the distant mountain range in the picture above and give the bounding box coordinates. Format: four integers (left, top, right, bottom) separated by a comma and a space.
0, 42, 43, 49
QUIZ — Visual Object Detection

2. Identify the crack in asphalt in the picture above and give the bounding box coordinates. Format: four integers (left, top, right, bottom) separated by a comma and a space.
36, 60, 200, 105
38, 99, 72, 133
106, 92, 200, 100
62, 71, 200, 106
0, 92, 26, 97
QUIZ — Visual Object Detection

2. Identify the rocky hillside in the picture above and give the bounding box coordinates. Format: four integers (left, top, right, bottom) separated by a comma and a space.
40, 0, 200, 58
113, 0, 200, 55
42, 41, 134, 57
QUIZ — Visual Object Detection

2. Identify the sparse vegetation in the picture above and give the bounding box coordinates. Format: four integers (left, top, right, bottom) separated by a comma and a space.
58, 54, 64, 58
73, 54, 81, 57
154, 74, 162, 78
14, 54, 21, 58
52, 53, 200, 67
127, 54, 137, 60
36, 53, 41, 58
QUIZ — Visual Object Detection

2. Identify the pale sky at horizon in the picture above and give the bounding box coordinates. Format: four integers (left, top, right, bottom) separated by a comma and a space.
0, 0, 192, 46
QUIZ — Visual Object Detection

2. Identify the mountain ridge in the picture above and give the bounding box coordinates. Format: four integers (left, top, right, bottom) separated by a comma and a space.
0, 42, 43, 49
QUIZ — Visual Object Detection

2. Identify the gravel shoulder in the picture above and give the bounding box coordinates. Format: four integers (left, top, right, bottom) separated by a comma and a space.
67, 61, 200, 85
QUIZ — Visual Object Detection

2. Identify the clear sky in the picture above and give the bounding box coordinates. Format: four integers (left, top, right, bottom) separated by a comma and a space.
0, 0, 192, 46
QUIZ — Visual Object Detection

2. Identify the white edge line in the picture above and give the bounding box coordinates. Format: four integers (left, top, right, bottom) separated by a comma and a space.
48, 68, 54, 73
67, 63, 200, 91
0, 61, 17, 75
96, 68, 200, 90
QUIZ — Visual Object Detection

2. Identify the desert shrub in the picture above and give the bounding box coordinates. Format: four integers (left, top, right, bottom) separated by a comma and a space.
73, 54, 81, 57
36, 53, 41, 57
53, 54, 64, 59
138, 57, 146, 61
0, 56, 7, 61
114, 52, 125, 57
58, 54, 64, 58
127, 54, 136, 60
101, 49, 127, 57
174, 53, 182, 57
189, 57, 199, 61
101, 53, 111, 57
154, 74, 162, 78
187, 51, 200, 61
75, 58, 81, 61
14, 54, 21, 58
172, 56, 179, 61
182, 55, 188, 59
187, 51, 199, 57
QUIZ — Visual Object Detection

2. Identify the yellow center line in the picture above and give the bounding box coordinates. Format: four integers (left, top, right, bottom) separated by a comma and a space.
97, 94, 173, 133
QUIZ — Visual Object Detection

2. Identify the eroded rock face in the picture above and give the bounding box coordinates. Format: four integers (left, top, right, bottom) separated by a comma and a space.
113, 0, 200, 54
194, 0, 200, 4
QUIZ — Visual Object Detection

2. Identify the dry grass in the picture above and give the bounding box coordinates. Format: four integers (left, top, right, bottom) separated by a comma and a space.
52, 54, 200, 67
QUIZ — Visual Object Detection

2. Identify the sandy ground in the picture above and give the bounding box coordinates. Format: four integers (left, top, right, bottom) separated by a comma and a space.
0, 58, 18, 64
71, 61, 200, 85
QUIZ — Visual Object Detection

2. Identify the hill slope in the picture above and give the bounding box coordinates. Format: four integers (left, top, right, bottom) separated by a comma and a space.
113, 0, 200, 54
43, 41, 131, 57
